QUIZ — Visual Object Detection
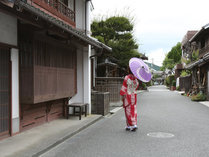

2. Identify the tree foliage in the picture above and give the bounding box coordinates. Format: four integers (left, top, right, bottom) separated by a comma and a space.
161, 42, 182, 71
91, 16, 141, 72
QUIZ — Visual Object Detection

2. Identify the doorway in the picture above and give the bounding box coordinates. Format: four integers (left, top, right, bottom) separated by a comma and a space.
0, 47, 11, 139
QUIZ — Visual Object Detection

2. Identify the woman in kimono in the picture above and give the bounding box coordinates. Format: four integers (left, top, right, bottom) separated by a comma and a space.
120, 68, 139, 131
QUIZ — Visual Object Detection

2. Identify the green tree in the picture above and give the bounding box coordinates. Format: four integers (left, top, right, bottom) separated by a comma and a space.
161, 42, 182, 71
91, 16, 141, 75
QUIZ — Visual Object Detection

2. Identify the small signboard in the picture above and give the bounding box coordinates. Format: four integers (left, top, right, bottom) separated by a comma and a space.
1, 0, 16, 8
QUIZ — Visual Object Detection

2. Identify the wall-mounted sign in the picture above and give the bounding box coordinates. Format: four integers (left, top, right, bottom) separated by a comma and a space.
0, 0, 16, 8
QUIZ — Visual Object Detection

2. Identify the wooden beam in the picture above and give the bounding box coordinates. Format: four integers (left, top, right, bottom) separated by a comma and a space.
0, 42, 18, 49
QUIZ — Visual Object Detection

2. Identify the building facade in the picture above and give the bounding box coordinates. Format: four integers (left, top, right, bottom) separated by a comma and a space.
0, 0, 111, 139
182, 24, 209, 100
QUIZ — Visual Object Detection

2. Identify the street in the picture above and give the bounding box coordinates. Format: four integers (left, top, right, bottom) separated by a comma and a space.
40, 85, 209, 157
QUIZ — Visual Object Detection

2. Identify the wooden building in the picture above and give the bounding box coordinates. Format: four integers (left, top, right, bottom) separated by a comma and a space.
184, 24, 209, 100
0, 0, 111, 139
181, 30, 198, 63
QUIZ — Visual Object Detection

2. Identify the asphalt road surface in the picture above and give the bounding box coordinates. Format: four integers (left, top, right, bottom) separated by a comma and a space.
40, 85, 209, 157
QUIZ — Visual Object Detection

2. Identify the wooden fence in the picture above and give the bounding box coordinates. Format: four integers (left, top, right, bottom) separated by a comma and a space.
179, 75, 192, 93
94, 77, 123, 103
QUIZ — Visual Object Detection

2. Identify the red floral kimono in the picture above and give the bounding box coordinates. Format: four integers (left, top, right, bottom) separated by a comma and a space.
120, 74, 139, 127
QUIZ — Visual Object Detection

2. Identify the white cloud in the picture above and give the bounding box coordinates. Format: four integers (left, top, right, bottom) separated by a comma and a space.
91, 0, 209, 65
147, 48, 166, 66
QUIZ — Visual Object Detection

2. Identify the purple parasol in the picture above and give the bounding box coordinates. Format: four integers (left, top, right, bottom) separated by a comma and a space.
129, 57, 152, 82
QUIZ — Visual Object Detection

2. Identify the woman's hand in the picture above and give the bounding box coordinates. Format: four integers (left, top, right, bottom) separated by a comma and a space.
121, 95, 125, 101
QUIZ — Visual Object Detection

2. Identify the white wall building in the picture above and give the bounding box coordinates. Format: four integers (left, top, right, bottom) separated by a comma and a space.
0, 0, 111, 139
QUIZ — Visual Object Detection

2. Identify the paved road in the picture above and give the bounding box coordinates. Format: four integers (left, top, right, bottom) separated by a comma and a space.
40, 85, 209, 157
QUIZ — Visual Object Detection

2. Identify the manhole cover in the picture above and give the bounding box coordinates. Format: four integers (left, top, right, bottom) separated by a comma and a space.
147, 132, 174, 138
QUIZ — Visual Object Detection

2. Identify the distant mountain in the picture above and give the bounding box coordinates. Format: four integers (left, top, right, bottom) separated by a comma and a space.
145, 62, 161, 71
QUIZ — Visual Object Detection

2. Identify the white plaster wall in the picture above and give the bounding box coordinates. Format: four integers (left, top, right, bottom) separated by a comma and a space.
75, 0, 85, 30
176, 77, 179, 87
0, 12, 17, 46
86, 0, 91, 35
11, 49, 19, 119
11, 48, 20, 133
84, 1, 91, 113
69, 50, 84, 103
68, 47, 92, 114
208, 69, 209, 99
70, 0, 92, 113
83, 46, 91, 113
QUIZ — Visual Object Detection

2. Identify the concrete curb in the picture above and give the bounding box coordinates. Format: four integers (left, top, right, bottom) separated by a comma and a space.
33, 115, 103, 157
198, 101, 209, 108
109, 107, 123, 114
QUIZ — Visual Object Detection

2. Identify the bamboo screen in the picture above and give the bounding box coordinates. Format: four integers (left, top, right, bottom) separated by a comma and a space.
20, 37, 77, 104
33, 39, 76, 103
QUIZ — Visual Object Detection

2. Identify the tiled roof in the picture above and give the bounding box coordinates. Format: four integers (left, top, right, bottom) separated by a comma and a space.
181, 30, 198, 46
189, 23, 209, 42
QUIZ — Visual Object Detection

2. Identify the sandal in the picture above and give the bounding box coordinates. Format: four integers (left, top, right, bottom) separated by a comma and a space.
125, 126, 131, 131
130, 125, 137, 131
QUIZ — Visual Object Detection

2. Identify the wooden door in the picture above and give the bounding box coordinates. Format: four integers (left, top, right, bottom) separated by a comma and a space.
0, 47, 10, 139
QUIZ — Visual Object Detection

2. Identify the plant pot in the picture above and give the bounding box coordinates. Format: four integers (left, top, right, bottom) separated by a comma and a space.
170, 86, 176, 91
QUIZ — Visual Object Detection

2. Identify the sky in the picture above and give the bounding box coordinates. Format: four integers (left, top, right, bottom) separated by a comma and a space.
91, 0, 209, 66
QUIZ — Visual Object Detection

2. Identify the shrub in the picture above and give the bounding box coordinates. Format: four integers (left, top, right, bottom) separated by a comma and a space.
172, 80, 176, 87
180, 70, 191, 77
191, 92, 206, 101
146, 81, 152, 87
192, 50, 199, 61
181, 57, 191, 65
165, 77, 169, 86
165, 75, 175, 87
142, 83, 147, 90
176, 86, 180, 91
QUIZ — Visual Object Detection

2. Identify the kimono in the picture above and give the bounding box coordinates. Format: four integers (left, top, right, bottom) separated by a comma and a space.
120, 74, 139, 127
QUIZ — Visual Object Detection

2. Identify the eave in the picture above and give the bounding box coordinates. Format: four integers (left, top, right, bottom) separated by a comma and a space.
185, 52, 209, 69
189, 23, 209, 42
15, 0, 112, 52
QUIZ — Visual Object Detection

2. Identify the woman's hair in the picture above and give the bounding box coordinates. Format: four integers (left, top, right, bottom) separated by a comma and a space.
128, 67, 133, 74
